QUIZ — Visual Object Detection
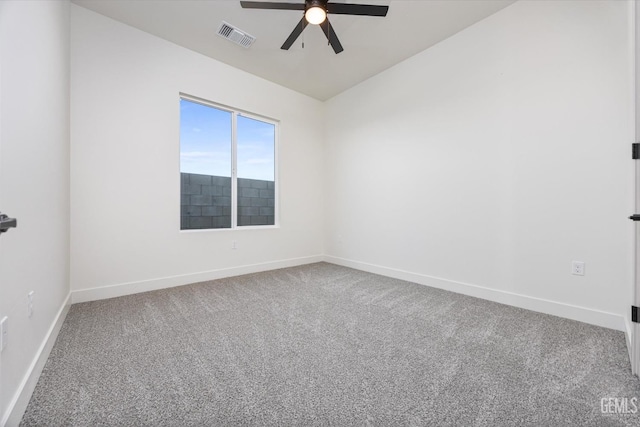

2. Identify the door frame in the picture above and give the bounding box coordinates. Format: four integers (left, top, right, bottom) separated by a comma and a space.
632, 0, 640, 377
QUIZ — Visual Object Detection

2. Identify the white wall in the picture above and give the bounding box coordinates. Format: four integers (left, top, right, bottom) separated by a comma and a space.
324, 0, 634, 331
70, 6, 325, 300
0, 1, 71, 425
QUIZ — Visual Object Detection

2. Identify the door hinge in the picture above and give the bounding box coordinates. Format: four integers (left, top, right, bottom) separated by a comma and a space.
633, 306, 639, 323
633, 143, 640, 159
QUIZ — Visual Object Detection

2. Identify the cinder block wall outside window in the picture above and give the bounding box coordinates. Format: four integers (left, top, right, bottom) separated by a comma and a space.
181, 173, 275, 229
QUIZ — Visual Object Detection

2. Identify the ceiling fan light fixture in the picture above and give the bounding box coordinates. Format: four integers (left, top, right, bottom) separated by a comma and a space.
305, 4, 326, 25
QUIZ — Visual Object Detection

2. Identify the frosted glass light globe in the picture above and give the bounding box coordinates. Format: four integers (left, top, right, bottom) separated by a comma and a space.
305, 6, 327, 25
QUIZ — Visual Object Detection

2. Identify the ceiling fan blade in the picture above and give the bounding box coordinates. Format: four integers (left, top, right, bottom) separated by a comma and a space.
281, 17, 309, 50
319, 18, 344, 54
240, 1, 305, 11
326, 3, 388, 17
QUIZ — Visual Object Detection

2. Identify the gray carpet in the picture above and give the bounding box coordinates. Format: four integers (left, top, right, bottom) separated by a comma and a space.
20, 262, 640, 426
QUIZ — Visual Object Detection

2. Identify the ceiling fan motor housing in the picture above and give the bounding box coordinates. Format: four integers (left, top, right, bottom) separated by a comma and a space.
306, 0, 328, 12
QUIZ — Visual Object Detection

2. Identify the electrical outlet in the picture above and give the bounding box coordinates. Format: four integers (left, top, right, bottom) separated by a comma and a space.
27, 291, 34, 318
232, 240, 237, 250
572, 261, 585, 276
0, 316, 7, 352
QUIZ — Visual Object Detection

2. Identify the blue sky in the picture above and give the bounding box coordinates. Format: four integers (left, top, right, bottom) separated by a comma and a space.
180, 99, 275, 181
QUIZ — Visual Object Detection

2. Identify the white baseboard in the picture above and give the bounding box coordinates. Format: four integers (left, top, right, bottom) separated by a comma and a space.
71, 255, 324, 304
625, 316, 633, 370
324, 255, 626, 332
2, 293, 71, 427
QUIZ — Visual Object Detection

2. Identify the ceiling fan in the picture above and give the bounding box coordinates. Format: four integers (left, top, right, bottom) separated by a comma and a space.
240, 0, 389, 54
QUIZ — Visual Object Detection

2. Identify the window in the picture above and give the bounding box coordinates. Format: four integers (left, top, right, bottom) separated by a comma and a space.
180, 95, 277, 230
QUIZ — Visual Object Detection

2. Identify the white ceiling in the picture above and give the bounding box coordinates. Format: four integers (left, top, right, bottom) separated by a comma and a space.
71, 0, 516, 101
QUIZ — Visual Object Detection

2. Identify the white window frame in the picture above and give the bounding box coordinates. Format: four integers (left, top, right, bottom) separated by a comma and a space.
180, 93, 279, 230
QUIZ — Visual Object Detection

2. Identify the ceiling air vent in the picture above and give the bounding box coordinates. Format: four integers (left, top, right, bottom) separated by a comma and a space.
217, 21, 256, 48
